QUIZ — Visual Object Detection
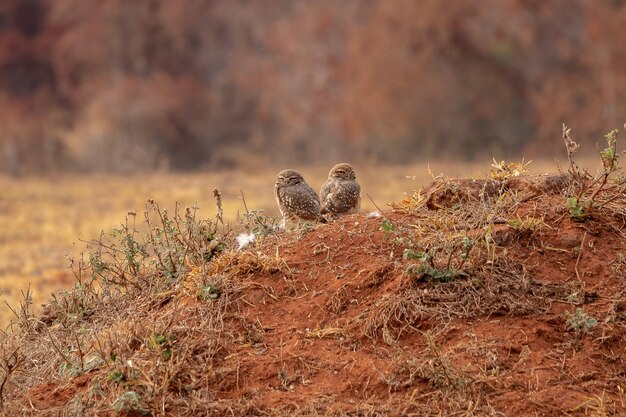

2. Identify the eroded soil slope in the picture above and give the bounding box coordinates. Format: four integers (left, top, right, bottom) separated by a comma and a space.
2, 173, 625, 416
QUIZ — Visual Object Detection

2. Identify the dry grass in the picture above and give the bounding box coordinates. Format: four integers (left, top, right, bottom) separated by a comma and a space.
0, 159, 600, 327
0, 161, 497, 327
0, 201, 254, 415
0, 141, 625, 416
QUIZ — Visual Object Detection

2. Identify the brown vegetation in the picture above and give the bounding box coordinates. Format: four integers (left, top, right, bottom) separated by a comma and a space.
1, 1, 626, 174
0, 131, 625, 415
1, 162, 474, 328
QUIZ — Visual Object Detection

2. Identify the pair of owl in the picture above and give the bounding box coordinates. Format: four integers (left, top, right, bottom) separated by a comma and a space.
274, 163, 361, 227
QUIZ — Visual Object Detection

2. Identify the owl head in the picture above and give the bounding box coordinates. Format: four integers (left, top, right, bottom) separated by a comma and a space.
275, 169, 305, 187
328, 163, 356, 180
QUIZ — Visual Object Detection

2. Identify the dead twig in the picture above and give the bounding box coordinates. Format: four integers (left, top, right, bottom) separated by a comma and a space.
213, 188, 224, 224
575, 232, 587, 283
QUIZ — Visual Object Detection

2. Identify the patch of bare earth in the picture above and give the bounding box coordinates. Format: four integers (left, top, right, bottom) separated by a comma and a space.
1, 171, 625, 416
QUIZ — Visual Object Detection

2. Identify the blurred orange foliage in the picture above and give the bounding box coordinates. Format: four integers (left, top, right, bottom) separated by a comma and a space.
0, 0, 624, 174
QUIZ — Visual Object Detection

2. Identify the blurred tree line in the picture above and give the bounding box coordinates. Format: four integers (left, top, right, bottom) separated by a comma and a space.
0, 0, 624, 175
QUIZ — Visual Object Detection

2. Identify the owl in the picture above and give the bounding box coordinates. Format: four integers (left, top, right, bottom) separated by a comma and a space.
274, 169, 322, 228
320, 163, 361, 217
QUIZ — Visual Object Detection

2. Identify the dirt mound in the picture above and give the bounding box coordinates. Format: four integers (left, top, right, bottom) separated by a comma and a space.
1, 168, 625, 416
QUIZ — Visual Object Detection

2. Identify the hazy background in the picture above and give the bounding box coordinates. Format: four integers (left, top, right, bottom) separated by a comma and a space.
0, 0, 624, 324
1, 0, 624, 176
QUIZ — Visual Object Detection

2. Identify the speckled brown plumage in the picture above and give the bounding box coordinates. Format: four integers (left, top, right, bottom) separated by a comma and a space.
320, 163, 361, 216
274, 169, 321, 227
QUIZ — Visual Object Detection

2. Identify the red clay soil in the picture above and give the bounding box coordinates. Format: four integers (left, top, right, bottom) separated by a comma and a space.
28, 374, 94, 410
9, 179, 626, 416
212, 210, 626, 416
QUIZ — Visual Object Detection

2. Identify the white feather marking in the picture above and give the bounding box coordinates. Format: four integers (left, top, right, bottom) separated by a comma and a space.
236, 232, 256, 250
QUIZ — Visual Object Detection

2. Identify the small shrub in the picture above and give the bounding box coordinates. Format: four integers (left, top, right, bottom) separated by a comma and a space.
197, 284, 221, 300
562, 125, 626, 222
403, 237, 473, 283
79, 200, 228, 295
406, 264, 465, 283
565, 308, 598, 335
247, 209, 276, 236
489, 158, 532, 180
107, 370, 126, 384
567, 196, 591, 222
507, 215, 545, 239
148, 334, 173, 360
113, 391, 150, 415
380, 218, 397, 240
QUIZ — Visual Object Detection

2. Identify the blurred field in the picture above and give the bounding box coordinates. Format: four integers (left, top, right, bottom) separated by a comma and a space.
0, 159, 585, 327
